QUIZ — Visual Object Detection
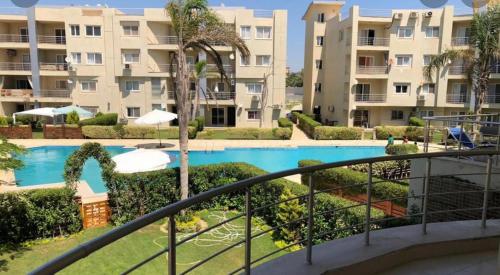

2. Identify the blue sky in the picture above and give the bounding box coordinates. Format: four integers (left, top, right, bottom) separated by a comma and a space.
5, 0, 473, 71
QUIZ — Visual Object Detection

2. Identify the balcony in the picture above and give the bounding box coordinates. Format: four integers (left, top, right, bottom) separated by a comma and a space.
451, 37, 470, 46
37, 35, 66, 45
446, 93, 469, 104
0, 89, 32, 97
205, 92, 235, 100
449, 65, 467, 75
39, 90, 71, 98
354, 93, 386, 103
39, 62, 68, 71
0, 34, 29, 43
358, 37, 390, 47
356, 65, 389, 75
484, 95, 500, 104
0, 62, 31, 71
152, 36, 178, 45
207, 64, 234, 73
491, 64, 500, 74
0, 89, 71, 101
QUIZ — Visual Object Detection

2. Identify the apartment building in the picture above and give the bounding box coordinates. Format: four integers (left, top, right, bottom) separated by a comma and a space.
0, 5, 287, 128
303, 1, 500, 127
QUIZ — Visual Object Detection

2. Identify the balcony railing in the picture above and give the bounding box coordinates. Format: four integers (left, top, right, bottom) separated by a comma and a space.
39, 63, 68, 71
0, 89, 70, 98
354, 93, 386, 103
153, 64, 233, 73
0, 34, 29, 43
38, 90, 71, 98
37, 35, 66, 44
207, 64, 234, 73
356, 65, 389, 75
451, 37, 470, 46
449, 65, 467, 75
490, 64, 500, 74
31, 150, 500, 275
151, 92, 162, 100
0, 62, 31, 71
484, 95, 500, 104
153, 36, 178, 45
446, 94, 469, 104
0, 89, 32, 97
358, 37, 390, 47
205, 92, 235, 100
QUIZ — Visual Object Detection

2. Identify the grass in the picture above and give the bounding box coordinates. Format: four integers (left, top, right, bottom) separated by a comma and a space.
32, 128, 44, 139
197, 129, 279, 140
0, 210, 286, 274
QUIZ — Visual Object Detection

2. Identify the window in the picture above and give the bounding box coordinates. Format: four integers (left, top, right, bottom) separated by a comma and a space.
240, 54, 250, 66
123, 50, 140, 64
87, 53, 103, 64
396, 55, 412, 67
70, 25, 80, 36
123, 24, 139, 36
397, 27, 413, 38
391, 110, 404, 120
55, 80, 68, 90
419, 110, 434, 118
81, 80, 97, 91
316, 36, 324, 46
240, 26, 251, 39
86, 25, 101, 37
256, 55, 271, 66
314, 83, 322, 93
422, 83, 435, 94
152, 104, 163, 111
256, 26, 272, 39
127, 107, 140, 118
151, 78, 161, 93
423, 55, 434, 66
246, 83, 263, 94
125, 81, 140, 92
247, 110, 261, 120
395, 83, 410, 94
317, 13, 325, 23
315, 60, 323, 69
71, 52, 81, 64
425, 26, 439, 38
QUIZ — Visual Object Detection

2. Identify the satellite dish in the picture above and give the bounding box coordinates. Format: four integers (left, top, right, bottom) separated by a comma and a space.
67, 79, 74, 84
229, 53, 235, 60
65, 56, 73, 64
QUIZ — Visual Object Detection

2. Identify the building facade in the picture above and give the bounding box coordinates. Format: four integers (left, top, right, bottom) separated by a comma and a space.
0, 6, 287, 128
303, 1, 500, 127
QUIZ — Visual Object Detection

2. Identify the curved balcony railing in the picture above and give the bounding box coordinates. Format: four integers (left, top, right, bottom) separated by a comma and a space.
0, 62, 31, 71
37, 35, 66, 44
30, 150, 500, 275
356, 65, 389, 75
0, 34, 29, 43
354, 93, 386, 103
358, 37, 390, 47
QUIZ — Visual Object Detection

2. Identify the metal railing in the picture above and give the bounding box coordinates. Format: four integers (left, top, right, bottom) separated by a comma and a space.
446, 94, 469, 104
39, 62, 68, 71
449, 65, 467, 75
205, 92, 236, 100
153, 36, 178, 45
0, 89, 70, 98
31, 150, 500, 275
451, 37, 471, 46
0, 62, 31, 71
358, 37, 390, 47
0, 34, 29, 43
38, 90, 71, 98
356, 65, 389, 75
354, 93, 387, 103
484, 95, 500, 104
0, 89, 32, 97
37, 35, 66, 44
207, 64, 234, 73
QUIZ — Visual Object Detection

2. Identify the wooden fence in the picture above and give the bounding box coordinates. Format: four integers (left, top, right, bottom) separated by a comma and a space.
81, 200, 111, 229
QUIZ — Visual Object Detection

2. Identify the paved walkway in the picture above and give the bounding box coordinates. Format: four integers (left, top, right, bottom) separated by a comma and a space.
291, 124, 311, 141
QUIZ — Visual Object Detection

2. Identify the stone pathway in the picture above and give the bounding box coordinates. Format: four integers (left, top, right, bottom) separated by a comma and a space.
291, 124, 311, 141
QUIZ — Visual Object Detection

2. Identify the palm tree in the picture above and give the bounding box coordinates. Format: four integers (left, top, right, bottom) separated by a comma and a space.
424, 6, 499, 119
191, 60, 206, 120
166, 0, 249, 201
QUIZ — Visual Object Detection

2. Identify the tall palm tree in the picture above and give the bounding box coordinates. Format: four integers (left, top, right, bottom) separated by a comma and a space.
191, 60, 206, 120
166, 0, 249, 201
423, 6, 499, 119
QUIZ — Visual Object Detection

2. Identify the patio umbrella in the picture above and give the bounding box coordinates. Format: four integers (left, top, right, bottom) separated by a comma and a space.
54, 106, 94, 119
112, 149, 172, 174
13, 107, 56, 124
135, 110, 178, 147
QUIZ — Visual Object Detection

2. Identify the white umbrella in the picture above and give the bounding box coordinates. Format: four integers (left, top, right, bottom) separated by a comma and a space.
112, 149, 172, 174
54, 106, 94, 119
13, 107, 56, 124
135, 110, 178, 147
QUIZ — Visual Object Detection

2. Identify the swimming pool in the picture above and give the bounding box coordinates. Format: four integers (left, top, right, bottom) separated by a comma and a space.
15, 146, 386, 193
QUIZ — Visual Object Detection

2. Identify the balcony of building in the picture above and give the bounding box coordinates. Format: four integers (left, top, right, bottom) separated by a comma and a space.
448, 63, 468, 79
356, 23, 390, 50
0, 21, 29, 48
355, 52, 389, 79
36, 22, 66, 49
451, 21, 471, 48
491, 63, 500, 79
0, 48, 31, 75
0, 76, 71, 103
352, 81, 387, 104
38, 50, 69, 76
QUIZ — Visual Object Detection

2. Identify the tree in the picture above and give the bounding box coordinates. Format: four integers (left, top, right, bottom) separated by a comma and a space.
424, 6, 499, 120
66, 111, 80, 124
0, 137, 25, 171
274, 187, 304, 244
191, 60, 206, 120
166, 0, 249, 201
286, 71, 303, 87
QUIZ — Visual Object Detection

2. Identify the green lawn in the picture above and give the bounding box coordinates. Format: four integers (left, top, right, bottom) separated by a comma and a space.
0, 210, 286, 274
196, 129, 279, 140
32, 129, 44, 139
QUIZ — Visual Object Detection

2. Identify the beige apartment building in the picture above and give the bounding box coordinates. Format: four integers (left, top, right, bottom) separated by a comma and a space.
303, 1, 500, 127
0, 5, 287, 128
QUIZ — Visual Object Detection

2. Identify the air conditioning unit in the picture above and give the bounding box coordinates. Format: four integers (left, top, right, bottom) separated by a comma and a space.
409, 12, 418, 18
424, 11, 433, 18
417, 94, 428, 101
394, 13, 403, 20
124, 63, 131, 69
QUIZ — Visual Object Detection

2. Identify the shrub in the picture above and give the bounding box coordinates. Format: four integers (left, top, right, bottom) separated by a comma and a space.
405, 126, 425, 141
195, 116, 205, 132
409, 117, 425, 127
299, 160, 409, 207
278, 118, 293, 129
385, 144, 419, 155
66, 111, 80, 124
15, 115, 33, 125
82, 126, 118, 139
274, 187, 304, 244
197, 128, 279, 140
123, 126, 156, 139
375, 126, 424, 141
79, 113, 118, 126
82, 126, 196, 139
273, 127, 293, 140
290, 112, 300, 123
314, 126, 363, 140
0, 188, 82, 243
295, 113, 321, 138
0, 116, 8, 126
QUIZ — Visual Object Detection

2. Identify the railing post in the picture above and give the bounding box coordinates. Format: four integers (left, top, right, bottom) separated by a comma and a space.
306, 174, 314, 265
365, 162, 373, 246
458, 122, 464, 157
245, 188, 252, 274
481, 156, 493, 229
424, 120, 430, 153
168, 215, 176, 275
422, 158, 432, 235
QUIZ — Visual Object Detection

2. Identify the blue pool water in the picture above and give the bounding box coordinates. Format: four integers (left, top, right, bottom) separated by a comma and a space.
15, 146, 386, 193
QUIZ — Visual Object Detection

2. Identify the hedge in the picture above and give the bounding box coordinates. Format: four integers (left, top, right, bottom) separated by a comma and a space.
79, 113, 118, 126
0, 188, 82, 243
295, 113, 321, 138
278, 118, 293, 129
409, 117, 425, 127
299, 160, 409, 207
106, 163, 384, 243
314, 126, 363, 140
197, 128, 291, 140
385, 144, 419, 155
82, 126, 197, 139
375, 126, 424, 141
